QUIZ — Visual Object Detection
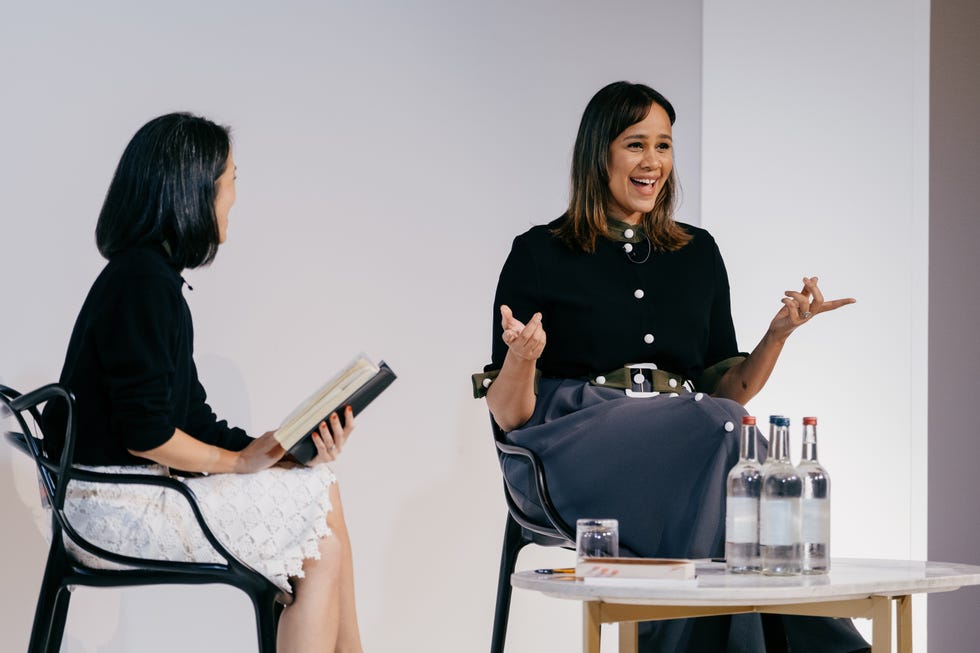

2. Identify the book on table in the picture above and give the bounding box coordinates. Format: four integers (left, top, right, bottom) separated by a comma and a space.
576, 557, 697, 585
274, 354, 396, 463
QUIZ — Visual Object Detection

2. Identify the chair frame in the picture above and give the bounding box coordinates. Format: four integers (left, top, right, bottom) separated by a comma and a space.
489, 418, 575, 653
1, 383, 292, 653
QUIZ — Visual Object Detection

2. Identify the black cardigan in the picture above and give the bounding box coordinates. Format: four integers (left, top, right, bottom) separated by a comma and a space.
489, 217, 742, 385
46, 245, 251, 465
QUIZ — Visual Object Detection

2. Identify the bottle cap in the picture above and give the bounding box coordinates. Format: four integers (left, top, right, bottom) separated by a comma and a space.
769, 415, 783, 423
742, 416, 756, 425
803, 416, 817, 425
777, 416, 791, 427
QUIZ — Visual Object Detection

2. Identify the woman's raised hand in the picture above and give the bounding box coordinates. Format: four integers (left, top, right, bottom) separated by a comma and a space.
770, 276, 856, 338
489, 305, 546, 430
500, 304, 546, 362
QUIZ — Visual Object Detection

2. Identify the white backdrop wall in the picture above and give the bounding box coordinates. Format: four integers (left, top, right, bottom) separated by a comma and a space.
1, 1, 939, 651
0, 3, 705, 652
702, 0, 929, 648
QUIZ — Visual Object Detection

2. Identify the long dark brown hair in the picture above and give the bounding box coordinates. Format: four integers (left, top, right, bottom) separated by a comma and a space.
555, 81, 691, 253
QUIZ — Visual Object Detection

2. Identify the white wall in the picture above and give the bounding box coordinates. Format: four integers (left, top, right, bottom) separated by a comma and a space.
0, 2, 704, 652
702, 0, 929, 648
3, 1, 946, 651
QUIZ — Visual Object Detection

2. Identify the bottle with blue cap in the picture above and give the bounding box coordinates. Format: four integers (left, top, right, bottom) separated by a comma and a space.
760, 415, 803, 575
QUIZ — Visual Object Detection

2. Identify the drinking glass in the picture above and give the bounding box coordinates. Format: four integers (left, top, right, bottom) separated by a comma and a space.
576, 518, 619, 560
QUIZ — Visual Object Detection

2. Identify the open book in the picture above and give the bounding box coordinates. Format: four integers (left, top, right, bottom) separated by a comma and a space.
274, 355, 396, 463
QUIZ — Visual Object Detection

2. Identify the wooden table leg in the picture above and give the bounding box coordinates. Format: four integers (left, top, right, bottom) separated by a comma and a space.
583, 602, 601, 653
896, 595, 912, 653
618, 620, 638, 653
871, 595, 892, 653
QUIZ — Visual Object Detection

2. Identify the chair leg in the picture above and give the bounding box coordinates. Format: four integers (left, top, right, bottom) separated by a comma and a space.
491, 513, 530, 653
44, 587, 72, 653
273, 600, 285, 631
250, 589, 282, 653
29, 543, 71, 653
761, 614, 789, 653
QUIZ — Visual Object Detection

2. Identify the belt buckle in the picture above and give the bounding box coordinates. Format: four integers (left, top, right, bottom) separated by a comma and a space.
624, 363, 660, 398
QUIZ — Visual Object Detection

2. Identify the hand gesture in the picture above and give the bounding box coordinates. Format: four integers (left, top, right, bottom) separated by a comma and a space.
234, 430, 285, 474
770, 276, 856, 338
500, 305, 546, 362
305, 406, 355, 465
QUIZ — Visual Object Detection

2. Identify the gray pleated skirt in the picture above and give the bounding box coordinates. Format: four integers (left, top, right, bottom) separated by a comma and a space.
503, 379, 867, 653
505, 378, 750, 558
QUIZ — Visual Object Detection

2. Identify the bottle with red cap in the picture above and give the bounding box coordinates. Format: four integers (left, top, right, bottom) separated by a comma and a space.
726, 415, 763, 573
798, 416, 830, 573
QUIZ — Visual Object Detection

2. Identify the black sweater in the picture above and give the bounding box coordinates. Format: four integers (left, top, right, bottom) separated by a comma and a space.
489, 217, 742, 384
46, 245, 251, 465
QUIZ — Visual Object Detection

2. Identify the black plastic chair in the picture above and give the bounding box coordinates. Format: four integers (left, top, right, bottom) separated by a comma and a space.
1, 383, 292, 652
489, 419, 576, 653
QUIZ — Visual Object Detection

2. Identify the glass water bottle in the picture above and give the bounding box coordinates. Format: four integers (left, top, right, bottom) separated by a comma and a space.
726, 416, 763, 573
798, 416, 830, 573
760, 415, 802, 575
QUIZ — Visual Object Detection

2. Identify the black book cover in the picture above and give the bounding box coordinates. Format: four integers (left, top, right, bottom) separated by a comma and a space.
286, 362, 396, 463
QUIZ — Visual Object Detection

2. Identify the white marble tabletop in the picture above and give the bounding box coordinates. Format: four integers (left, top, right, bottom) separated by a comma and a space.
512, 558, 980, 607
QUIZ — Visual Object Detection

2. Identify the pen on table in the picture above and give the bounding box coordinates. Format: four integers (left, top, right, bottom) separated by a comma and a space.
534, 567, 576, 574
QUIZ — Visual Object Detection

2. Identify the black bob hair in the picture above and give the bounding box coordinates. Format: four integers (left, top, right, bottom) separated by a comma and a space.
96, 112, 231, 269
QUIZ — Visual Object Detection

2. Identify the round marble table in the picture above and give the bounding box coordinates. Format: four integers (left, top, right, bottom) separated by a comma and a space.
511, 558, 980, 652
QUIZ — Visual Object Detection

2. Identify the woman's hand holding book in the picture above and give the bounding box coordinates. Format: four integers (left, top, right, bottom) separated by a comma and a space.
305, 407, 355, 465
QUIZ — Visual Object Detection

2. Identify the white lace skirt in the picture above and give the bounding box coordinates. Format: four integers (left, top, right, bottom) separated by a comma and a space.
61, 464, 336, 593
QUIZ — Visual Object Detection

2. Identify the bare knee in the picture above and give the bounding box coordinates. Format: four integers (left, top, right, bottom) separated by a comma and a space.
289, 534, 342, 608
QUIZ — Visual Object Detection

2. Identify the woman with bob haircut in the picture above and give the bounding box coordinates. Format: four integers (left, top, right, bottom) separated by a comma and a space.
44, 112, 363, 652
478, 82, 868, 651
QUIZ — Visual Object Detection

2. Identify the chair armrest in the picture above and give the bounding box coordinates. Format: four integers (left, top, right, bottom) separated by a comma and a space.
57, 467, 264, 579
493, 438, 574, 540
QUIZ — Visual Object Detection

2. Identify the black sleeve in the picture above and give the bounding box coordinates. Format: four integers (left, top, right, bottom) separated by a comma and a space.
94, 274, 181, 453
489, 235, 542, 371
184, 363, 253, 451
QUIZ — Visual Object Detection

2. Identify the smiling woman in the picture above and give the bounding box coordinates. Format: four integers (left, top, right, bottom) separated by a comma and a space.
605, 103, 674, 224
555, 82, 690, 257
478, 81, 867, 653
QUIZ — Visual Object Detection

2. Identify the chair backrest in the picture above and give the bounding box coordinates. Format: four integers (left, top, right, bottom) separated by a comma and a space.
490, 417, 574, 543
1, 383, 75, 511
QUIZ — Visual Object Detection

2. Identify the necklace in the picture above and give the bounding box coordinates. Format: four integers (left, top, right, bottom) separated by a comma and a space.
605, 219, 651, 264
623, 235, 652, 264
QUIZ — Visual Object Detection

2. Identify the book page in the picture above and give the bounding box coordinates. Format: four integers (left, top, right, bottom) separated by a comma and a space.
274, 354, 379, 449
